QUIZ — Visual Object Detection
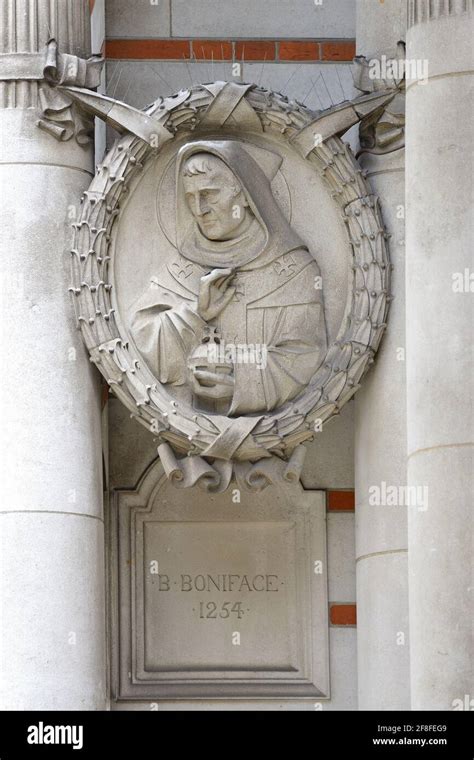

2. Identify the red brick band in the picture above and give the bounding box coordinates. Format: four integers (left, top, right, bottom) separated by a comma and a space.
106, 39, 190, 60
321, 41, 356, 61
105, 39, 355, 62
234, 40, 276, 61
279, 40, 319, 61
327, 490, 355, 512
330, 604, 357, 626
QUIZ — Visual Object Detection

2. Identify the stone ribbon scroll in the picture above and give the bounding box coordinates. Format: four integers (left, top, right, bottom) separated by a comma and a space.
0, 37, 102, 142
38, 39, 103, 143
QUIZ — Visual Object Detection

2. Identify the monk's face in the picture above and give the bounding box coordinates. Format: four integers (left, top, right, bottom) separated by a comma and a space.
183, 157, 250, 241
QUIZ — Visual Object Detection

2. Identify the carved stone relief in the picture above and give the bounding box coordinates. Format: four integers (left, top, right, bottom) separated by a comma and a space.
63, 77, 393, 490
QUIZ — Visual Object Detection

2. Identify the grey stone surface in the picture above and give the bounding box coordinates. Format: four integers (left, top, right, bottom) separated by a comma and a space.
406, 71, 474, 456
111, 628, 357, 710
406, 12, 473, 80
1, 108, 93, 174
407, 447, 473, 709
109, 397, 158, 487
302, 403, 354, 490
105, 60, 356, 109
325, 628, 358, 711
357, 0, 407, 54
354, 159, 407, 559
91, 0, 105, 53
106, 0, 171, 38
0, 512, 106, 710
356, 552, 409, 711
406, 8, 474, 708
354, 0, 410, 711
0, 164, 102, 517
170, 0, 356, 39
328, 513, 356, 602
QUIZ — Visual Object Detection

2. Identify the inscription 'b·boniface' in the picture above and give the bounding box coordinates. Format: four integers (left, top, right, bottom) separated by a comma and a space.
155, 573, 281, 593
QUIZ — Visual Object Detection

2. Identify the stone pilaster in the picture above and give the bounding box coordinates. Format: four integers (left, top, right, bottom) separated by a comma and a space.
405, 0, 473, 709
0, 0, 106, 709
354, 0, 410, 710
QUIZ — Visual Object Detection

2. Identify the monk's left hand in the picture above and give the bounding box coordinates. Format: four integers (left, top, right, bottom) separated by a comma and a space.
191, 369, 234, 400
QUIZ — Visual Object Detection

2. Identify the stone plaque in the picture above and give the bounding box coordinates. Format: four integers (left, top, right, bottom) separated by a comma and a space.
112, 460, 329, 699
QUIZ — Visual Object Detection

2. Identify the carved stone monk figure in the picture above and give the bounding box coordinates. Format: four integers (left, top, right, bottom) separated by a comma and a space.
130, 139, 327, 415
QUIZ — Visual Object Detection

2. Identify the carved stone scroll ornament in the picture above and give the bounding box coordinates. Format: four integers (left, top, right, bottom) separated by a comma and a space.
353, 42, 406, 156
0, 37, 103, 142
38, 39, 103, 143
65, 81, 393, 491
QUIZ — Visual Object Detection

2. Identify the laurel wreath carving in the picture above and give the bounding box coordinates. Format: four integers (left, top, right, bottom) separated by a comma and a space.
70, 84, 390, 461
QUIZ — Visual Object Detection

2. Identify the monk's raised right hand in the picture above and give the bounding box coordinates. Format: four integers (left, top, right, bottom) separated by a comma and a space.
197, 268, 236, 322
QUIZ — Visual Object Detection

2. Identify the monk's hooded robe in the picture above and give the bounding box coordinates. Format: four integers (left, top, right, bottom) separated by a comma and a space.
130, 139, 327, 416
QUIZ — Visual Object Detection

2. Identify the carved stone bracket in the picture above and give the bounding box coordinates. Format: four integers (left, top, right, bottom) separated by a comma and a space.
69, 82, 392, 490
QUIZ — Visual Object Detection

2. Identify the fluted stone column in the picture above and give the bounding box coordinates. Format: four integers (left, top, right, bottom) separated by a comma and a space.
405, 0, 474, 710
0, 1, 106, 709
354, 0, 410, 710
